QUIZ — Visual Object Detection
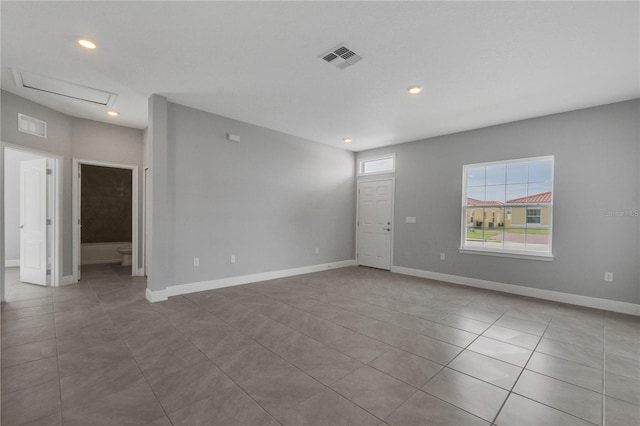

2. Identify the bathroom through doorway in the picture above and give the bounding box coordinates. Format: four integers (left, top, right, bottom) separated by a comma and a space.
72, 159, 139, 281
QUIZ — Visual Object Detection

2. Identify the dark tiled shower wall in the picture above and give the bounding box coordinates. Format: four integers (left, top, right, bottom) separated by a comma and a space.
81, 164, 132, 243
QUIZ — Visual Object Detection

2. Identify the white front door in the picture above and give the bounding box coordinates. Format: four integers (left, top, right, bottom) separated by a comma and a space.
357, 179, 393, 270
20, 158, 48, 285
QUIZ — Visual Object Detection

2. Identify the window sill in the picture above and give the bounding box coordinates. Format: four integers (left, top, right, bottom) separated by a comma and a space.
458, 248, 554, 262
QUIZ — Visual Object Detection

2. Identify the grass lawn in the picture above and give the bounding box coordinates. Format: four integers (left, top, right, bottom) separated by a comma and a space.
466, 227, 549, 241
502, 228, 549, 235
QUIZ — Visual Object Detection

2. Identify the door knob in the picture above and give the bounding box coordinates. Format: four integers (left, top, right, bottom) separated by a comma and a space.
19, 225, 24, 229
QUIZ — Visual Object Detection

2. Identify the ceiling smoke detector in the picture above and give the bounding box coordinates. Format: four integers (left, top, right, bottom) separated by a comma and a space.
320, 44, 362, 70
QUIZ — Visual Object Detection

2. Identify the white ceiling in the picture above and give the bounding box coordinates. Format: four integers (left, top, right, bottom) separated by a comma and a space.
2, 1, 638, 151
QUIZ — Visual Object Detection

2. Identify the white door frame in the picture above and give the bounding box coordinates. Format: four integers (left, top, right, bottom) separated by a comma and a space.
72, 158, 139, 281
142, 167, 149, 276
355, 176, 395, 269
1, 142, 62, 301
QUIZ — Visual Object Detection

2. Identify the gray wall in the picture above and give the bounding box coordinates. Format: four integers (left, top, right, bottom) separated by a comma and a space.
357, 99, 640, 304
70, 117, 143, 165
4, 149, 43, 261
146, 94, 171, 291
147, 99, 355, 291
1, 91, 144, 276
2, 91, 73, 275
70, 117, 144, 269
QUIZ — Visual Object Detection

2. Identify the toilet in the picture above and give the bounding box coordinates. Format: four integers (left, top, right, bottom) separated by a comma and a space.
117, 245, 132, 266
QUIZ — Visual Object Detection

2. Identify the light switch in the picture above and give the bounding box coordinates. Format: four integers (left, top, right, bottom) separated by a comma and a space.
405, 217, 417, 224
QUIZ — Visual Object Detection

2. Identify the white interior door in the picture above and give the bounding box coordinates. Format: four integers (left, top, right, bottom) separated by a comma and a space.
357, 179, 393, 270
20, 158, 48, 285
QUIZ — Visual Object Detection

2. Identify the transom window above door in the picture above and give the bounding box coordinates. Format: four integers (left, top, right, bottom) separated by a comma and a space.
358, 154, 395, 176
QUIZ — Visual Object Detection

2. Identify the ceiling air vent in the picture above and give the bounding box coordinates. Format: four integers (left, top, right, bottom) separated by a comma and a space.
18, 113, 47, 138
12, 69, 117, 107
320, 44, 362, 70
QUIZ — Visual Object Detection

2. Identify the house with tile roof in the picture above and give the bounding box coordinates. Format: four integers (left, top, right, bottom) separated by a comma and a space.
506, 191, 552, 204
465, 192, 552, 229
506, 192, 552, 228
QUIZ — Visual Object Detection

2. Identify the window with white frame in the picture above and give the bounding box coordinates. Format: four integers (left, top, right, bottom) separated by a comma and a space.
526, 208, 542, 224
461, 156, 554, 257
358, 154, 395, 176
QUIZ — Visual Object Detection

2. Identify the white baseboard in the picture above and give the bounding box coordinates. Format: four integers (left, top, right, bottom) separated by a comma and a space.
145, 260, 356, 303
61, 275, 77, 286
146, 287, 168, 303
391, 266, 640, 316
4, 260, 19, 267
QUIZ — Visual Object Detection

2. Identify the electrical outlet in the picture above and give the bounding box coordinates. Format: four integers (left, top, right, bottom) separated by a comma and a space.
604, 272, 613, 282
440, 253, 446, 261
315, 247, 320, 254
193, 257, 199, 267
231, 255, 236, 263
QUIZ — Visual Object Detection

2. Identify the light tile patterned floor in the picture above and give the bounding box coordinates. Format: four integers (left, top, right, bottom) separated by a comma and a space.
1, 265, 639, 425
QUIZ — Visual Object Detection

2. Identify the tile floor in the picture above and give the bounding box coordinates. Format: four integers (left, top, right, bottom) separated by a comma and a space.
1, 265, 639, 425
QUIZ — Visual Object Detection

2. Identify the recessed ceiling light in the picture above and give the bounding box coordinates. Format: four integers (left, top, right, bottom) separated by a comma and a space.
407, 85, 423, 95
343, 138, 352, 143
107, 110, 120, 117
77, 38, 97, 49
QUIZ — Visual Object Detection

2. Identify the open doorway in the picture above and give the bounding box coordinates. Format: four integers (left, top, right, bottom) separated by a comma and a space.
72, 159, 138, 281
2, 143, 62, 302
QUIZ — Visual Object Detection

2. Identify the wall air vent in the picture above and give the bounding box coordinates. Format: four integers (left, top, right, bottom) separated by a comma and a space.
319, 44, 362, 70
18, 113, 47, 138
12, 69, 117, 107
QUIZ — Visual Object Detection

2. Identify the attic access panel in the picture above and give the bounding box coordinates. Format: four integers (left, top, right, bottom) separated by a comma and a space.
12, 69, 117, 106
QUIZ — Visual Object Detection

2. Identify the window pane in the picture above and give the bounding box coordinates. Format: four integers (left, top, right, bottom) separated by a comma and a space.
484, 207, 504, 228
529, 159, 553, 183
483, 226, 504, 250
528, 182, 552, 199
362, 157, 394, 174
506, 184, 527, 202
465, 225, 484, 248
466, 208, 477, 226
509, 207, 527, 229
480, 211, 504, 249
495, 207, 506, 227
486, 164, 506, 185
467, 166, 485, 187
502, 228, 527, 251
526, 206, 549, 227
507, 162, 528, 184
525, 227, 550, 252
467, 187, 485, 204
486, 185, 506, 204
